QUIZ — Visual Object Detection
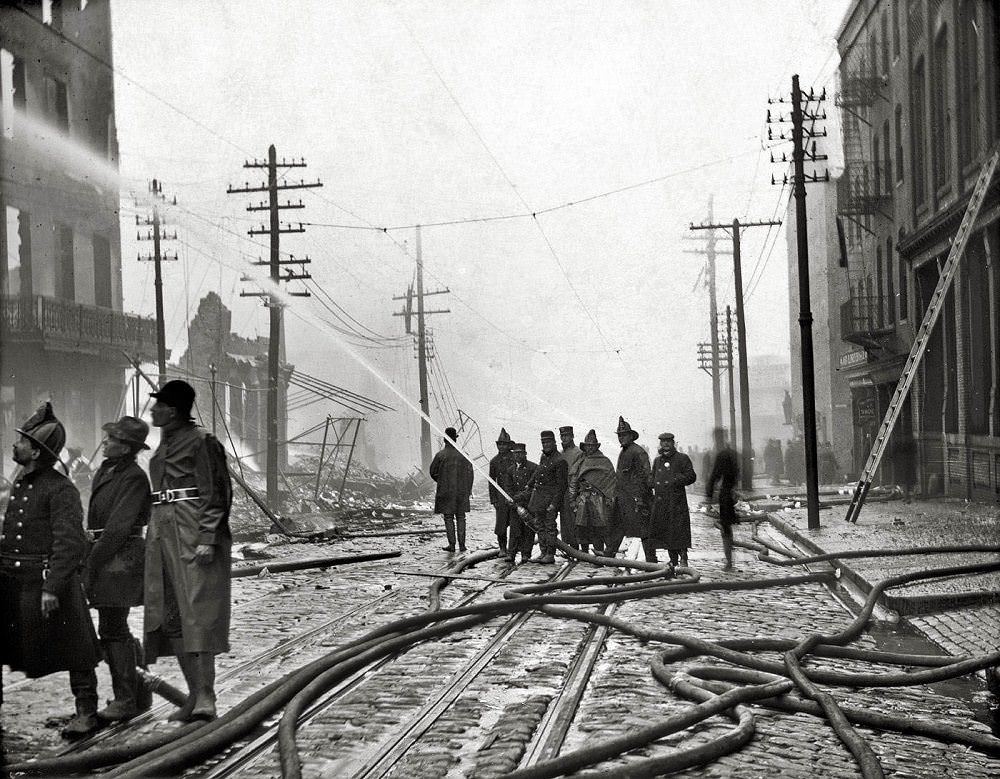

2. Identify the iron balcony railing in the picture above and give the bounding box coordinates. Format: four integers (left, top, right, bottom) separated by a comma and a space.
840, 293, 895, 347
837, 162, 892, 217
2, 294, 159, 358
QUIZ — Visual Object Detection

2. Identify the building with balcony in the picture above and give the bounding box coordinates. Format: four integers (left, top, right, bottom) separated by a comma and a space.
1, 0, 158, 477
834, 0, 1000, 500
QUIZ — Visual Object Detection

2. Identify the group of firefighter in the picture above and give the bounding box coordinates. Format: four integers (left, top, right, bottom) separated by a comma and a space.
430, 419, 740, 570
0, 380, 232, 740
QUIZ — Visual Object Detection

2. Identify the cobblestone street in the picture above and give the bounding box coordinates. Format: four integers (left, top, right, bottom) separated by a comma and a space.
3, 501, 997, 777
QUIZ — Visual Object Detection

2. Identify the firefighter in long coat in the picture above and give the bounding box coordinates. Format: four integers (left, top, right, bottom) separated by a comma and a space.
557, 426, 584, 551
488, 428, 514, 554
605, 416, 653, 557
504, 442, 536, 563
0, 403, 101, 738
85, 416, 153, 722
429, 427, 474, 553
649, 433, 697, 568
517, 430, 567, 564
145, 380, 232, 722
570, 429, 615, 555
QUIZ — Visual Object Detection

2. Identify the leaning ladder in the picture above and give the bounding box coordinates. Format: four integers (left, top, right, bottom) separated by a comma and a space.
844, 145, 1000, 524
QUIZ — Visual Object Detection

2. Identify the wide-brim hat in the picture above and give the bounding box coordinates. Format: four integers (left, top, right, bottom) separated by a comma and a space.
496, 427, 512, 444
150, 379, 196, 418
615, 416, 639, 440
16, 402, 67, 462
102, 416, 151, 450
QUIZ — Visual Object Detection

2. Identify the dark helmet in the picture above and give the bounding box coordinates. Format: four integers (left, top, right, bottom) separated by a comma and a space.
150, 379, 196, 419
16, 402, 67, 462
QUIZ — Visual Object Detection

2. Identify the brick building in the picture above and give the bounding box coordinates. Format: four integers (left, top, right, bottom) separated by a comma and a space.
1, 0, 157, 475
834, 0, 1000, 499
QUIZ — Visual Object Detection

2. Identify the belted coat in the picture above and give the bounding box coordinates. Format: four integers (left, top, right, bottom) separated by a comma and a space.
429, 443, 474, 515
649, 450, 697, 549
85, 456, 151, 607
611, 442, 653, 536
144, 422, 232, 660
0, 467, 100, 677
521, 450, 568, 515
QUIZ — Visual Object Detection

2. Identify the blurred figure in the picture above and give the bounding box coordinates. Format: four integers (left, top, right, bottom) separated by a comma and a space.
0, 403, 101, 738
85, 416, 152, 722
785, 436, 806, 486
605, 417, 652, 558
705, 427, 739, 571
570, 429, 615, 555
650, 433, 696, 570
488, 428, 514, 554
505, 443, 537, 563
893, 429, 918, 503
430, 427, 475, 553
818, 441, 840, 485
558, 426, 584, 551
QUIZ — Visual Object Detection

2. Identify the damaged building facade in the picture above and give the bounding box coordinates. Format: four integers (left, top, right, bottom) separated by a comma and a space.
0, 0, 158, 475
834, 0, 1000, 499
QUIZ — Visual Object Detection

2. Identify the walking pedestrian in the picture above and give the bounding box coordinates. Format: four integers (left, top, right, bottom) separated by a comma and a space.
505, 442, 537, 563
705, 426, 740, 570
429, 427, 474, 553
517, 430, 567, 564
605, 417, 652, 557
650, 433, 697, 570
144, 380, 233, 722
0, 403, 102, 738
558, 425, 584, 551
84, 416, 153, 722
570, 429, 615, 555
488, 428, 514, 554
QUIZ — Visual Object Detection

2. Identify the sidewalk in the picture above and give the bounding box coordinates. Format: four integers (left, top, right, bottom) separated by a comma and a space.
763, 496, 1000, 660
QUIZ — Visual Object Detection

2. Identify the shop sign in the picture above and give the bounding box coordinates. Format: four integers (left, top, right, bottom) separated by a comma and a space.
839, 348, 868, 369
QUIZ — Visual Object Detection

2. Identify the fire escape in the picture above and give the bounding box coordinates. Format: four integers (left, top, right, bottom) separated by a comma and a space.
835, 50, 894, 352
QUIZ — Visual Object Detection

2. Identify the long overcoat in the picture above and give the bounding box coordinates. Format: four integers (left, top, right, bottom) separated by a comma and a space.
611, 442, 652, 536
0, 467, 100, 677
649, 450, 697, 549
85, 456, 151, 607
144, 423, 232, 660
429, 443, 474, 515
523, 450, 568, 515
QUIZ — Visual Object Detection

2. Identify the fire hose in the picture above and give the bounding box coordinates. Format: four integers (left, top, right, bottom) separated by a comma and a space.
6, 511, 1000, 778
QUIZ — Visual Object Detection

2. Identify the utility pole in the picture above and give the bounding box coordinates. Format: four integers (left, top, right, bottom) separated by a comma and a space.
725, 306, 737, 442
228, 146, 321, 508
393, 225, 450, 471
136, 179, 177, 387
209, 362, 217, 435
690, 216, 781, 489
768, 75, 829, 528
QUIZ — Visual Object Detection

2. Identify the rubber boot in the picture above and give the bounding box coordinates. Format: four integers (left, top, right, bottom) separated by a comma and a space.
168, 640, 198, 722
96, 640, 139, 722
62, 669, 100, 739
190, 653, 217, 721
133, 636, 153, 712
720, 524, 734, 571
456, 516, 467, 553
497, 533, 508, 556
579, 544, 589, 555
441, 517, 456, 553
641, 539, 658, 564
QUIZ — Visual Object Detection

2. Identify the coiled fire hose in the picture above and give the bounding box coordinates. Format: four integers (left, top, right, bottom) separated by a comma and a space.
5, 506, 999, 778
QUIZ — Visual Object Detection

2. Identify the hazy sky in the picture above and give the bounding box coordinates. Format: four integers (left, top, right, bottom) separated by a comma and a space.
110, 0, 850, 472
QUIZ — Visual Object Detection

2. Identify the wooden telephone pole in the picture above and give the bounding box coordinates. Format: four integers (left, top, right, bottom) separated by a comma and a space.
136, 179, 177, 387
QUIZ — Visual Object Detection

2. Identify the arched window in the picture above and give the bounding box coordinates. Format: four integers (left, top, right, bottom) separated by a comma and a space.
957, 0, 981, 167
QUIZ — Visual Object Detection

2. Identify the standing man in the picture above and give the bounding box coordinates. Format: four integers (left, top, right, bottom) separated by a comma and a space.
505, 442, 536, 563
557, 426, 584, 552
85, 416, 153, 722
0, 403, 101, 738
488, 428, 514, 554
145, 380, 232, 722
429, 427, 474, 553
519, 430, 567, 564
650, 433, 697, 569
705, 426, 740, 571
570, 430, 615, 555
605, 417, 652, 557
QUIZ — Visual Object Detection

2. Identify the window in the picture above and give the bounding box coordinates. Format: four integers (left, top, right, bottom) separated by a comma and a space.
4, 206, 26, 295
44, 74, 69, 132
1, 50, 25, 139
43, 1, 63, 31
55, 223, 74, 300
898, 242, 908, 320
873, 133, 881, 195
886, 238, 895, 324
892, 0, 900, 57
876, 246, 885, 328
912, 57, 927, 203
881, 12, 890, 74
895, 105, 904, 182
883, 120, 892, 186
92, 234, 111, 308
930, 26, 950, 190
957, 0, 981, 167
